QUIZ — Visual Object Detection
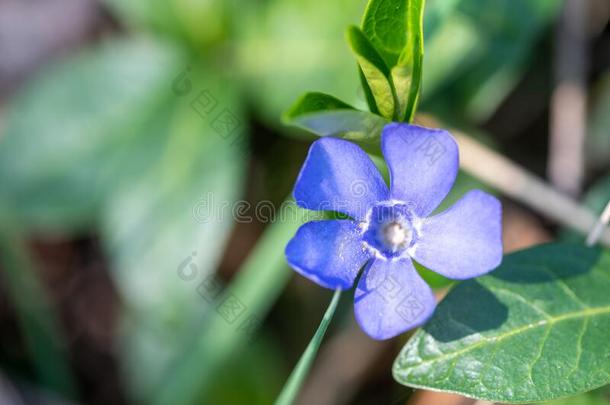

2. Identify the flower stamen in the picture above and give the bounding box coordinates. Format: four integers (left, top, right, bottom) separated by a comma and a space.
383, 222, 410, 247
361, 201, 417, 259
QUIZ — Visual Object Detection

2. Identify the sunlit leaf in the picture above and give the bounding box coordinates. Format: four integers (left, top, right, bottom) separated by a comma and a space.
346, 25, 397, 119
284, 92, 388, 146
394, 243, 610, 403
361, 0, 425, 121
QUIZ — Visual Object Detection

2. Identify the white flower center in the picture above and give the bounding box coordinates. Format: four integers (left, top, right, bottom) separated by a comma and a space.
383, 222, 410, 248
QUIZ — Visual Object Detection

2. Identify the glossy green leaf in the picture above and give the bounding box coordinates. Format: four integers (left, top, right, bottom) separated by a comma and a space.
285, 91, 355, 116
397, 0, 424, 121
358, 67, 381, 114
284, 92, 388, 146
362, 0, 408, 66
346, 25, 397, 119
394, 243, 610, 403
361, 0, 425, 121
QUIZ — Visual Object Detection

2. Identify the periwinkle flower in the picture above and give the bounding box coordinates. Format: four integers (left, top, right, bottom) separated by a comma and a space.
285, 123, 502, 340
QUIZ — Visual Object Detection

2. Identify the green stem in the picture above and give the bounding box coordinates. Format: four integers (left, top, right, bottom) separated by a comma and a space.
275, 288, 342, 405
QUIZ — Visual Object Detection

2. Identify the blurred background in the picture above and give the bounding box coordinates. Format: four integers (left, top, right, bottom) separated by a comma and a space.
0, 0, 609, 404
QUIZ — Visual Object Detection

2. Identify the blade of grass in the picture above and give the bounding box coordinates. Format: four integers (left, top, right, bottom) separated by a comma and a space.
274, 288, 341, 405
0, 230, 75, 396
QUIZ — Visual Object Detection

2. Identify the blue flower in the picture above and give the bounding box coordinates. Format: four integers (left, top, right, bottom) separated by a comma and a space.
285, 123, 503, 340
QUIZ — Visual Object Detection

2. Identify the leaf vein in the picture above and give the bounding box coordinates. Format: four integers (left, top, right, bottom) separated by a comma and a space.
526, 324, 552, 384
407, 305, 610, 370
565, 317, 588, 380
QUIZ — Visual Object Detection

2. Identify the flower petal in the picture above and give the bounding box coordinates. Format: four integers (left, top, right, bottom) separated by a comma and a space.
294, 137, 388, 220
381, 123, 458, 217
286, 220, 370, 290
412, 190, 503, 280
354, 258, 436, 340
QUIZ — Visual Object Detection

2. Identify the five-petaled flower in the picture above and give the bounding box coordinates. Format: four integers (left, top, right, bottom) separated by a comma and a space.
285, 123, 503, 340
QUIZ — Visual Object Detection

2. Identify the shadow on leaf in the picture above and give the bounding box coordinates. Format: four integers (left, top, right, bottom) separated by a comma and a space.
423, 280, 508, 342
489, 243, 602, 284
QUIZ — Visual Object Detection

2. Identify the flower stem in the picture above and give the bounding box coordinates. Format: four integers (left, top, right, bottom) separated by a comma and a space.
275, 289, 342, 405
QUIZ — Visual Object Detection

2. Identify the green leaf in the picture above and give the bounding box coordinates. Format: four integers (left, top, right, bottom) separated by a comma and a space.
275, 289, 342, 405
358, 67, 381, 115
362, 0, 409, 66
397, 0, 425, 121
346, 25, 397, 119
361, 0, 425, 121
394, 243, 610, 403
285, 91, 355, 115
283, 92, 388, 146
0, 39, 185, 233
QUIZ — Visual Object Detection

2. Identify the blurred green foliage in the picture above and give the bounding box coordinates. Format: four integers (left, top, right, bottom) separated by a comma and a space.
422, 0, 560, 122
